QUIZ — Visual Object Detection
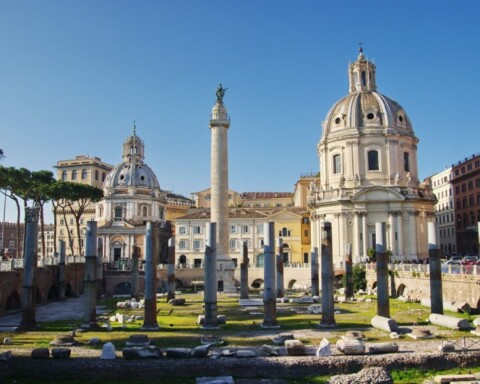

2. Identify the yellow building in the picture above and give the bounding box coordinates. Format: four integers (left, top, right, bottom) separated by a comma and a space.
191, 188, 242, 208
54, 155, 113, 256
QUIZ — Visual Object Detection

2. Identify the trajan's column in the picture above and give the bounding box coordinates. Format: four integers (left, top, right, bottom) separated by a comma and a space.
209, 84, 235, 293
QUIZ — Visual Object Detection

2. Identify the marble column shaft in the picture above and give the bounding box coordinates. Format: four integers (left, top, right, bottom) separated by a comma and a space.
344, 243, 354, 298
131, 252, 140, 299
167, 237, 176, 301
58, 240, 66, 301
375, 222, 390, 318
240, 241, 249, 299
428, 222, 443, 314
203, 222, 218, 329
19, 207, 39, 330
310, 247, 319, 296
262, 222, 278, 328
276, 238, 284, 298
83, 221, 98, 327
142, 222, 159, 330
320, 222, 335, 326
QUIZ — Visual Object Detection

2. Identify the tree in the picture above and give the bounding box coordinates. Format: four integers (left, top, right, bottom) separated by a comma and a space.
63, 183, 103, 256
0, 166, 55, 257
0, 149, 4, 160
352, 264, 367, 291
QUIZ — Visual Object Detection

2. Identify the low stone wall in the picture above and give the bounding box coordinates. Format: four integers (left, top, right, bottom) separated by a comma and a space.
1, 352, 479, 381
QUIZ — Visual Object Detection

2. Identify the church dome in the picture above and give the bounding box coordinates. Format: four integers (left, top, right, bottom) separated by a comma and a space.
322, 49, 414, 139
103, 125, 161, 192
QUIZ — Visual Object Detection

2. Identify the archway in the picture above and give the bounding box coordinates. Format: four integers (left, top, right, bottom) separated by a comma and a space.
65, 283, 74, 297
178, 255, 187, 268
5, 291, 21, 312
288, 279, 297, 289
251, 279, 264, 289
35, 287, 42, 304
113, 282, 131, 296
397, 283, 409, 298
47, 285, 59, 302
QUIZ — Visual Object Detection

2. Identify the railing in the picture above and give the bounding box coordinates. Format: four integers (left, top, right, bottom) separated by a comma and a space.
362, 262, 480, 276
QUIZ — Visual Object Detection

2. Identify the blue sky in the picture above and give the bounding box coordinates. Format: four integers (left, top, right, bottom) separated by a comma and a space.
1, 1, 480, 223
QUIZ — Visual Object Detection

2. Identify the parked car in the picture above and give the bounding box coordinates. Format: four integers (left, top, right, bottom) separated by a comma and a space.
461, 256, 480, 265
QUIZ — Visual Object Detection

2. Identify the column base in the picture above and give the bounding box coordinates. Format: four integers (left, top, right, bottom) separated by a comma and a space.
260, 323, 280, 329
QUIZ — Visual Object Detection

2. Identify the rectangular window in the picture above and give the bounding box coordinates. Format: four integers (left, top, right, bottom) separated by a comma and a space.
368, 150, 379, 171
230, 225, 237, 234
229, 239, 237, 249
242, 225, 249, 234
178, 240, 187, 249
60, 219, 64, 225
403, 152, 410, 172
70, 219, 74, 225
333, 154, 341, 174
304, 229, 309, 237
178, 226, 186, 235
193, 226, 201, 235
193, 240, 202, 249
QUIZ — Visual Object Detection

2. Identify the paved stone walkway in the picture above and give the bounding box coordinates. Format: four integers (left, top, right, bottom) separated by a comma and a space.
0, 296, 84, 330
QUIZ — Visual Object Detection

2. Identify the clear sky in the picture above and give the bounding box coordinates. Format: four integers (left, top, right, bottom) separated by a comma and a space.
1, 1, 480, 223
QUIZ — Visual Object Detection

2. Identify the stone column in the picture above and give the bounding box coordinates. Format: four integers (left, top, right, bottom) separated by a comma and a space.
58, 240, 66, 301
344, 243, 353, 299
276, 238, 284, 298
375, 222, 390, 318
320, 222, 336, 327
19, 207, 39, 331
210, 97, 235, 293
362, 213, 368, 262
96, 236, 103, 298
167, 237, 176, 301
428, 222, 443, 314
388, 212, 396, 256
240, 240, 249, 299
262, 222, 279, 328
310, 246, 319, 296
83, 221, 98, 329
142, 222, 159, 330
203, 222, 219, 329
353, 212, 360, 262
131, 250, 140, 300
408, 211, 418, 258
397, 213, 404, 259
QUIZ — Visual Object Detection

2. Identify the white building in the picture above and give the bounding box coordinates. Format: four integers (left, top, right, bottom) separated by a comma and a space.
429, 168, 456, 255
96, 125, 169, 265
309, 49, 436, 263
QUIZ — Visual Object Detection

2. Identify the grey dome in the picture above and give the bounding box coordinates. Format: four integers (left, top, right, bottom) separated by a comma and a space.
323, 91, 413, 137
103, 162, 160, 190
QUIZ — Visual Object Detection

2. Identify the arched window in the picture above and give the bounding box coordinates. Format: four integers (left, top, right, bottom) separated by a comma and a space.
142, 206, 148, 217
333, 154, 341, 174
95, 170, 99, 181
99, 205, 104, 217
367, 150, 379, 171
102, 172, 106, 182
81, 169, 87, 179
71, 170, 77, 180
61, 171, 67, 181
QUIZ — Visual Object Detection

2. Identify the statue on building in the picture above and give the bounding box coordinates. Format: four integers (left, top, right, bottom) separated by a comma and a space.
216, 83, 228, 102
394, 172, 400, 186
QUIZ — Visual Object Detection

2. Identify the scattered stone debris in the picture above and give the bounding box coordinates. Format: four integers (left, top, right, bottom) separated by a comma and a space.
123, 346, 163, 359
3, 337, 12, 345
101, 342, 116, 359
196, 376, 235, 384
329, 367, 393, 384
169, 298, 186, 306
201, 335, 224, 345
31, 348, 50, 359
197, 315, 226, 325
259, 344, 281, 357
368, 342, 399, 354
434, 373, 480, 383
285, 340, 306, 356
51, 348, 71, 359
316, 338, 331, 356
166, 348, 193, 358
50, 335, 77, 347
87, 337, 101, 346
126, 334, 151, 347
438, 341, 455, 352
0, 351, 12, 361
272, 333, 295, 345
407, 328, 435, 340
336, 339, 366, 355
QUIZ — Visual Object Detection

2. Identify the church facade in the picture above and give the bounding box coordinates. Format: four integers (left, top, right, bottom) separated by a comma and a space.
96, 126, 170, 266
309, 49, 436, 264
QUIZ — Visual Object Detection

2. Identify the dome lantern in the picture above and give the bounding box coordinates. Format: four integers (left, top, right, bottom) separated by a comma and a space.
348, 47, 377, 93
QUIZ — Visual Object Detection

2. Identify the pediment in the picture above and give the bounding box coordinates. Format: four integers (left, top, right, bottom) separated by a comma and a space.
268, 209, 303, 220
352, 186, 405, 203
